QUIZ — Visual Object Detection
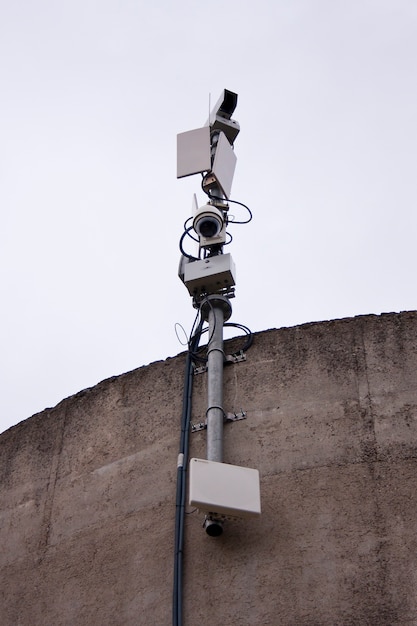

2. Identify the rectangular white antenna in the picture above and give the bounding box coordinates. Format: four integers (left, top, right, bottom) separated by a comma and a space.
177, 126, 211, 178
189, 458, 261, 519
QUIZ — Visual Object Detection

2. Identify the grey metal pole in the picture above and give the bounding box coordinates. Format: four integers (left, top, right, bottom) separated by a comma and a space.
201, 295, 232, 536
206, 303, 225, 463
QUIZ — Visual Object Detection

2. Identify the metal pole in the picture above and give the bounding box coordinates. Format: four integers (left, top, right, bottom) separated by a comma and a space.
206, 303, 225, 463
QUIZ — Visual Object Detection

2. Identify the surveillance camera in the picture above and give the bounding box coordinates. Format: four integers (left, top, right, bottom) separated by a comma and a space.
204, 516, 223, 537
193, 204, 226, 248
210, 89, 238, 121
207, 89, 240, 146
194, 204, 224, 237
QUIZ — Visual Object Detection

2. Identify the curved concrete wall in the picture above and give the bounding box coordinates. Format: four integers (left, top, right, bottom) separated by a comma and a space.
1, 311, 417, 625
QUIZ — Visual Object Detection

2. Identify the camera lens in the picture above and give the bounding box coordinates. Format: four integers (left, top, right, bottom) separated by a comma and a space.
199, 217, 220, 238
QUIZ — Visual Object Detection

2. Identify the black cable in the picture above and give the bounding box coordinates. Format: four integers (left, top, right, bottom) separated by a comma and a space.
222, 197, 253, 224
172, 351, 193, 626
224, 322, 254, 354
190, 321, 253, 363
174, 323, 189, 347
172, 318, 203, 626
223, 231, 233, 246
183, 216, 194, 232
200, 181, 253, 224
188, 308, 202, 350
202, 296, 216, 346
179, 226, 199, 261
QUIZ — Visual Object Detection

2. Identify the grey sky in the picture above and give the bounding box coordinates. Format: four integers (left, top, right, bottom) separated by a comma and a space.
1, 0, 416, 433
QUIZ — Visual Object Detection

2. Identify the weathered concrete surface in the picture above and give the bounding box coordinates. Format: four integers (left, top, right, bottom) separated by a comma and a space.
1, 312, 417, 625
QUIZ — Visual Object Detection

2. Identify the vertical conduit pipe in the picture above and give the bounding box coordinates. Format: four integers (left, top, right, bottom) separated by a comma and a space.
173, 322, 203, 626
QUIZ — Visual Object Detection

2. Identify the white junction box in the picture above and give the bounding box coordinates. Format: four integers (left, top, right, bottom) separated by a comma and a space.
189, 458, 261, 519
183, 253, 236, 296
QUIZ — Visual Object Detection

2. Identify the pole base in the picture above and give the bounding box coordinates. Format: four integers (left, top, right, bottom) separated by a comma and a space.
200, 295, 232, 322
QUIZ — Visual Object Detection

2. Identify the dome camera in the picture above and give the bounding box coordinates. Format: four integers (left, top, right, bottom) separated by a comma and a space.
193, 204, 226, 249
204, 517, 223, 537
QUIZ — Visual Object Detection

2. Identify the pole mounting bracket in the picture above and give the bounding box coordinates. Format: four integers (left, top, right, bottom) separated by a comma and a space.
225, 409, 247, 423
191, 409, 247, 433
194, 350, 246, 375
225, 351, 247, 364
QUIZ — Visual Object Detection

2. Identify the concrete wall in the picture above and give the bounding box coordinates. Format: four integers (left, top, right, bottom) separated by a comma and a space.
1, 311, 417, 625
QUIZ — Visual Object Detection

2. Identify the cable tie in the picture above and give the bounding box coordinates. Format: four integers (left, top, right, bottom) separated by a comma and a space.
177, 453, 184, 468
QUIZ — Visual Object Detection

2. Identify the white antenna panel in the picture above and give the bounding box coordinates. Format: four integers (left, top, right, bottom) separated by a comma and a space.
177, 126, 211, 178
189, 458, 261, 519
211, 131, 237, 198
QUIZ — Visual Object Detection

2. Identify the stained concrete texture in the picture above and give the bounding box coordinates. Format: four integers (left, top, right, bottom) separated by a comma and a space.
1, 311, 417, 625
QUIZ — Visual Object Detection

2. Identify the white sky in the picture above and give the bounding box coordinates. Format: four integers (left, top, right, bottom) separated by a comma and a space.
1, 0, 416, 433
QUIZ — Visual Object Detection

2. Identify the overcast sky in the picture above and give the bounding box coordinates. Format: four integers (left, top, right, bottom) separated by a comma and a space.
1, 0, 416, 433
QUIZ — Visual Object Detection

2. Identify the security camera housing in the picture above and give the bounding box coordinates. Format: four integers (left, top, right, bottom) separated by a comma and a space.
193, 204, 226, 249
206, 89, 240, 145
